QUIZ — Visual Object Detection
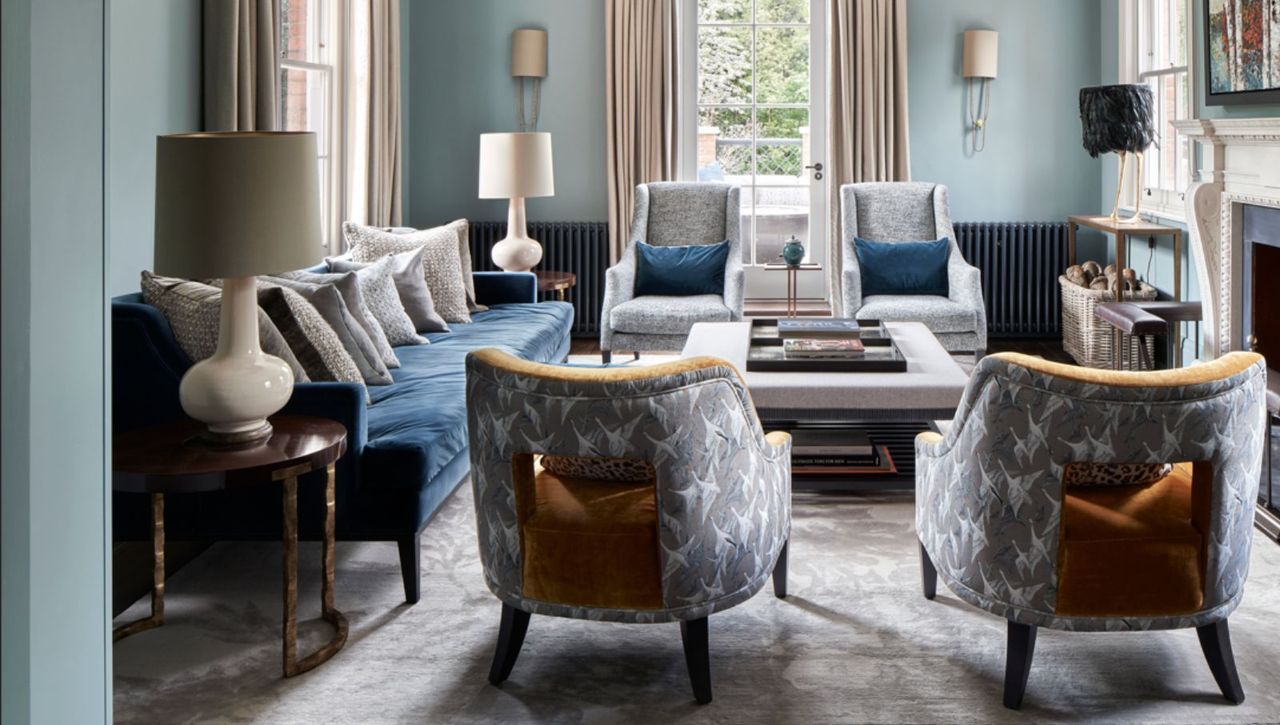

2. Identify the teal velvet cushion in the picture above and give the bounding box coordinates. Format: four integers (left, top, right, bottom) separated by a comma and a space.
855, 237, 950, 296
634, 240, 730, 296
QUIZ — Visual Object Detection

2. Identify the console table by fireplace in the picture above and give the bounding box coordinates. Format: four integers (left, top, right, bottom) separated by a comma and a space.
1066, 215, 1183, 302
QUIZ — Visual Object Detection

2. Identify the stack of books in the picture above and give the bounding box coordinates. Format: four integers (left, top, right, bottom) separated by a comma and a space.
790, 428, 880, 468
778, 318, 864, 360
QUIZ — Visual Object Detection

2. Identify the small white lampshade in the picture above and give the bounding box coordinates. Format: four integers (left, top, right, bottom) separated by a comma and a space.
512, 28, 548, 78
154, 132, 322, 278
963, 30, 999, 79
478, 132, 555, 199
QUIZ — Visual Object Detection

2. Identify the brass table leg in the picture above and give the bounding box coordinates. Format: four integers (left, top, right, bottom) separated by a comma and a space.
556, 288, 566, 301
114, 493, 165, 641
281, 463, 349, 677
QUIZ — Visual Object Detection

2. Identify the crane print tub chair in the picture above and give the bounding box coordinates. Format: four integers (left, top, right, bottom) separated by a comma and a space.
915, 351, 1266, 709
464, 349, 791, 704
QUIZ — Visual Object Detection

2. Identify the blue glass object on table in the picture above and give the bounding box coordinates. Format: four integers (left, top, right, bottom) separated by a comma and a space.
780, 235, 805, 267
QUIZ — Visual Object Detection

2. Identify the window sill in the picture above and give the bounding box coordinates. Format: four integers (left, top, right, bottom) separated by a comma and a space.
1118, 203, 1186, 226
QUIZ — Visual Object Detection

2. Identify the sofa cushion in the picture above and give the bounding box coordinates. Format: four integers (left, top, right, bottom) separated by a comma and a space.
359, 302, 574, 491
610, 295, 732, 335
856, 294, 976, 333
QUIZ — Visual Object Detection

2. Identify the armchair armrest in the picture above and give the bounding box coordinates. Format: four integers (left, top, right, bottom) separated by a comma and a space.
723, 262, 746, 320
600, 247, 638, 348
841, 247, 863, 315
474, 271, 537, 305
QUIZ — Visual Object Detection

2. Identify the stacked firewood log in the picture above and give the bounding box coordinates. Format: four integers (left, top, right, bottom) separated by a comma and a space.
1063, 261, 1140, 292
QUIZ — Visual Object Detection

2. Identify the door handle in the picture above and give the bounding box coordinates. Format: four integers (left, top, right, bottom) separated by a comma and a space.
804, 162, 823, 180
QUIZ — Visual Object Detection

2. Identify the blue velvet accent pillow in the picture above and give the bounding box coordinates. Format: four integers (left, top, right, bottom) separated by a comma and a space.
854, 237, 950, 296
634, 240, 730, 296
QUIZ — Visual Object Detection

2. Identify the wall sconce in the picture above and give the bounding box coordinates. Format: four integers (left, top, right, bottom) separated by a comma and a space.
963, 29, 998, 153
512, 28, 548, 131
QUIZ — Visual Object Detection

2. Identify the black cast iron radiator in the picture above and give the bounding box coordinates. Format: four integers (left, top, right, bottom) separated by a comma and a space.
469, 221, 609, 338
954, 222, 1069, 339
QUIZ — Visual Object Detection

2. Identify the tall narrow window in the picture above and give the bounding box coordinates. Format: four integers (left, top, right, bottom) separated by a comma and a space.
688, 0, 826, 299
1128, 0, 1192, 217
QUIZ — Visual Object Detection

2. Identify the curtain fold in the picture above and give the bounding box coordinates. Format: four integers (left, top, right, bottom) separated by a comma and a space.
827, 0, 910, 315
605, 0, 679, 263
360, 0, 402, 227
203, 0, 279, 132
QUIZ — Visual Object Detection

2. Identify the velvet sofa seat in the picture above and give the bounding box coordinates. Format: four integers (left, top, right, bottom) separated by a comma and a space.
111, 272, 572, 604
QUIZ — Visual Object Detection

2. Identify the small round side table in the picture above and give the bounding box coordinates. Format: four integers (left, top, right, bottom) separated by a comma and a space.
112, 415, 349, 677
535, 270, 576, 301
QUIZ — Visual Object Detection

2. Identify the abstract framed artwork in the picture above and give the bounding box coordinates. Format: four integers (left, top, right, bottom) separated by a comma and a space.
1204, 0, 1280, 105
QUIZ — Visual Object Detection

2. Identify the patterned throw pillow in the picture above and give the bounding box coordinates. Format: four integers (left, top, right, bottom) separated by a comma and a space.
140, 272, 308, 382
327, 247, 450, 333
377, 220, 486, 312
344, 221, 472, 323
313, 256, 424, 348
277, 269, 401, 369
1062, 462, 1175, 487
541, 455, 656, 482
256, 286, 367, 394
261, 277, 393, 385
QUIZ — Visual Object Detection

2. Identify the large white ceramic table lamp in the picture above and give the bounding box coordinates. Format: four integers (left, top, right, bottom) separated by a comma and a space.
153, 132, 322, 445
478, 131, 555, 272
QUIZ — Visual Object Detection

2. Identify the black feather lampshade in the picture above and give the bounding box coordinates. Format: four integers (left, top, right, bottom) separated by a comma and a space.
1079, 84, 1156, 222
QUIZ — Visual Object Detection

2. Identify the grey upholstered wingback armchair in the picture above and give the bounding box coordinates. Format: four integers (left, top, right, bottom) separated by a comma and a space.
839, 182, 987, 356
916, 352, 1267, 709
600, 182, 744, 363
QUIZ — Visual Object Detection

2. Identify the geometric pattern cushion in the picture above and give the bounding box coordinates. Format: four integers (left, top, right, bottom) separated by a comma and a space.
344, 221, 472, 324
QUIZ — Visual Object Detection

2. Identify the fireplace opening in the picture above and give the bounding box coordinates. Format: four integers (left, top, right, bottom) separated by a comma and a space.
1243, 203, 1280, 524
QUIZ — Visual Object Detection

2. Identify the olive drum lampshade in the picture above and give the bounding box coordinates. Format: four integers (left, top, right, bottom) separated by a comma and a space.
478, 132, 555, 200
511, 28, 548, 78
962, 30, 998, 79
154, 132, 323, 279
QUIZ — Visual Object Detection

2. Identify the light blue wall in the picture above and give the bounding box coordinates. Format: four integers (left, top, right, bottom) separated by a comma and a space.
2, 0, 110, 721
108, 0, 202, 295
406, 0, 608, 225
906, 0, 1103, 222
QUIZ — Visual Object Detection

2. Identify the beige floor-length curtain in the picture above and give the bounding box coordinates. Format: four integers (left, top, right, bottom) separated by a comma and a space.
827, 0, 910, 315
605, 0, 679, 262
354, 0, 402, 227
203, 0, 279, 131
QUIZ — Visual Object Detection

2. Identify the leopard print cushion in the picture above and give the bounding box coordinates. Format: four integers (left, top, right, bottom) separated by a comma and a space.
1062, 462, 1175, 487
541, 455, 656, 482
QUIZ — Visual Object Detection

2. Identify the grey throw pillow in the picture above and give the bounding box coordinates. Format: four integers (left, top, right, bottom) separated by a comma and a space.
378, 220, 486, 312
344, 221, 472, 323
327, 247, 449, 333
262, 277, 393, 385
256, 286, 367, 394
305, 256, 424, 348
140, 272, 309, 382
277, 269, 401, 369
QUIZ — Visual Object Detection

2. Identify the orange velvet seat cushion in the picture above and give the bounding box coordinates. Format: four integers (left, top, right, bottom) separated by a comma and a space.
1057, 463, 1206, 617
518, 466, 663, 610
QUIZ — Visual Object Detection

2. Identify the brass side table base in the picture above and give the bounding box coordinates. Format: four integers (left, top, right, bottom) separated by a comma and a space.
113, 493, 165, 641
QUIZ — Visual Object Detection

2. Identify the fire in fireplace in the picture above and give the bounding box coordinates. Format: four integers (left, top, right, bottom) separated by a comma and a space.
1242, 203, 1280, 525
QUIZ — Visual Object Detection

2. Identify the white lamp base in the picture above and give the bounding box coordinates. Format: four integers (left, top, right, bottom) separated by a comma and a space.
491, 197, 543, 273
178, 276, 294, 446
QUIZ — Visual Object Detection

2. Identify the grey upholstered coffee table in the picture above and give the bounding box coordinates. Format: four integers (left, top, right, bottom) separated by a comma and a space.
682, 321, 969, 490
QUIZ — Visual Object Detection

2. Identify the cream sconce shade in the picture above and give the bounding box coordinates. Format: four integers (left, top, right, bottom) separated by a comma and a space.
478, 132, 555, 272
512, 28, 548, 131
962, 29, 998, 153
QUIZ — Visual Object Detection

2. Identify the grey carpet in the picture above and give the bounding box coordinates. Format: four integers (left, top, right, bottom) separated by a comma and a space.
113, 485, 1280, 724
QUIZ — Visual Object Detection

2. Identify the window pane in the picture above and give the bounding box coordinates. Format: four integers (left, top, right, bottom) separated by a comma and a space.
757, 0, 808, 24
698, 0, 750, 23
280, 67, 329, 147
752, 186, 810, 264
697, 107, 753, 180
755, 27, 808, 104
698, 27, 752, 104
755, 108, 807, 181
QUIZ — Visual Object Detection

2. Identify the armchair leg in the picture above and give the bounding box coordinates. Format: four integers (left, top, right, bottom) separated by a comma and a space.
634, 351, 640, 361
602, 350, 612, 364
1197, 619, 1245, 704
773, 539, 788, 598
680, 617, 713, 705
919, 539, 937, 600
1003, 621, 1037, 710
488, 604, 531, 686
397, 534, 421, 604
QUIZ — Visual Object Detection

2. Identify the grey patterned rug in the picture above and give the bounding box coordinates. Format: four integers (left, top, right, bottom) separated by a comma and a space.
113, 485, 1280, 724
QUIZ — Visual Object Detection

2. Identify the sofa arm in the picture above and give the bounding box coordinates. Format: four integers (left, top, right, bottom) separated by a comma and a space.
474, 271, 537, 305
283, 382, 369, 454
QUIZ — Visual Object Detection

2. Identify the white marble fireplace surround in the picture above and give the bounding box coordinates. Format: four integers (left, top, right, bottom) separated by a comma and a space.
1174, 117, 1280, 358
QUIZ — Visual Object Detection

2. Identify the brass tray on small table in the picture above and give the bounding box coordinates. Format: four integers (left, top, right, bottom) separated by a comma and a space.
746, 318, 908, 373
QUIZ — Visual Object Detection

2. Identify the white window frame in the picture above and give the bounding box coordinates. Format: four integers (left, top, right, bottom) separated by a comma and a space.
279, 0, 348, 253
1119, 0, 1192, 223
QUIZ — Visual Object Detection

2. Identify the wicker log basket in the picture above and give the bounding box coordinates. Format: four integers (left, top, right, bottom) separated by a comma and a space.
1060, 275, 1157, 369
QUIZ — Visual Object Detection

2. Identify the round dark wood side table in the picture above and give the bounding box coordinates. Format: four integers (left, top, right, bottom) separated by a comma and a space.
112, 415, 349, 677
535, 270, 576, 301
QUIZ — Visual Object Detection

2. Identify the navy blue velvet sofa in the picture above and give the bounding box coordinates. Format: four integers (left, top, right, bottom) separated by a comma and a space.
112, 271, 573, 602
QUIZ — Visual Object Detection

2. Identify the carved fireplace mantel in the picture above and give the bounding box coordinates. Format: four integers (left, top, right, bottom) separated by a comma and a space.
1173, 117, 1280, 357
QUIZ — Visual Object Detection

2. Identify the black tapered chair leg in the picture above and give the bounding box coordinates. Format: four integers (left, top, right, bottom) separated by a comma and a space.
773, 539, 789, 598
1197, 619, 1245, 704
488, 604, 532, 686
919, 539, 937, 600
680, 617, 712, 704
1003, 621, 1037, 710
602, 350, 612, 364
397, 534, 421, 604
633, 351, 640, 361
